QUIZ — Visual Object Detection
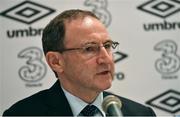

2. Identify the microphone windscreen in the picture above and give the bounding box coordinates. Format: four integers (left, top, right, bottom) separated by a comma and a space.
102, 95, 122, 114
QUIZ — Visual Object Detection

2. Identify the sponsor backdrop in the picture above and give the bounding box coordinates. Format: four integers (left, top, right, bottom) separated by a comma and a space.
0, 0, 180, 116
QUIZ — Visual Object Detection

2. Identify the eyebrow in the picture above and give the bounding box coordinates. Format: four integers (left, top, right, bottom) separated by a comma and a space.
82, 39, 112, 46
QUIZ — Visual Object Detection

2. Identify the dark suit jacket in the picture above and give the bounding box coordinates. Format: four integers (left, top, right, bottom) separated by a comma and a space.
3, 80, 156, 116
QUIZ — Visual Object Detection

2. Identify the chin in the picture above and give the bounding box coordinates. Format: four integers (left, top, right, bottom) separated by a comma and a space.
99, 81, 112, 91
95, 76, 112, 91
105, 83, 112, 90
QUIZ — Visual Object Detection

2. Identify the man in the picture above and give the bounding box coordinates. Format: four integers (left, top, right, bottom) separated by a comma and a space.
3, 9, 156, 116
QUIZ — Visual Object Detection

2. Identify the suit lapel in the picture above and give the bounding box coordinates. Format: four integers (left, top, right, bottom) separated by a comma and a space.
45, 80, 73, 116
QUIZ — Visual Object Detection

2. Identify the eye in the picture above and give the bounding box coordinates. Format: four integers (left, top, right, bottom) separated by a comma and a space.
83, 45, 97, 53
104, 42, 112, 49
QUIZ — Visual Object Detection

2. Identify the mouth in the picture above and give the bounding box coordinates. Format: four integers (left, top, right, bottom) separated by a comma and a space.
97, 70, 110, 75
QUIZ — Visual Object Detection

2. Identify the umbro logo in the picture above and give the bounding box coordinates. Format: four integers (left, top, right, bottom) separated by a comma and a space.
146, 89, 180, 113
113, 51, 128, 63
113, 51, 128, 80
137, 0, 180, 19
0, 1, 55, 24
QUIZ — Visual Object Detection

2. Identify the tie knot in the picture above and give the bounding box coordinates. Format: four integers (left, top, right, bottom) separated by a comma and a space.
79, 105, 102, 116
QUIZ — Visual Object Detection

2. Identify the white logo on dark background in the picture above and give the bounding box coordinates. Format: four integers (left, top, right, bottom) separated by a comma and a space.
18, 47, 47, 84
137, 0, 180, 19
84, 0, 112, 27
154, 40, 180, 79
0, 1, 55, 24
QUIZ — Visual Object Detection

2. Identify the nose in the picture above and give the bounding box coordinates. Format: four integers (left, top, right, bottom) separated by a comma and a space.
96, 47, 113, 64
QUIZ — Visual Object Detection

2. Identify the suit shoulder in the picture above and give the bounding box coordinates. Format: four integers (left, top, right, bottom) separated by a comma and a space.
3, 89, 49, 116
121, 96, 156, 116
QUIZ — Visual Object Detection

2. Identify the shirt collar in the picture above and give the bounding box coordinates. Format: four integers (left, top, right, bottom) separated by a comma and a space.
61, 86, 105, 116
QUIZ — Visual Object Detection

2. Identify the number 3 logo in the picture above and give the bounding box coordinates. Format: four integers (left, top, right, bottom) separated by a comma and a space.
154, 40, 180, 75
18, 47, 47, 82
84, 0, 112, 27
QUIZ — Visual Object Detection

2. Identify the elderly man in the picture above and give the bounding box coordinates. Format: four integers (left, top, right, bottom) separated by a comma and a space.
3, 9, 156, 116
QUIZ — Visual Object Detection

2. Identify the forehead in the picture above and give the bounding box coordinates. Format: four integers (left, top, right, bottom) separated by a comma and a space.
82, 17, 95, 28
64, 16, 109, 45
65, 16, 102, 30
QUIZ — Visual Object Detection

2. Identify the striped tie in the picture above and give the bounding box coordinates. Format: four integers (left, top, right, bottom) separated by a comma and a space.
79, 105, 103, 116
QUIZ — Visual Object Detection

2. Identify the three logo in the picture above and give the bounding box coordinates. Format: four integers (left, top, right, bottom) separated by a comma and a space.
0, 1, 55, 84
84, 0, 112, 27
18, 47, 47, 83
154, 40, 180, 78
138, 1, 180, 114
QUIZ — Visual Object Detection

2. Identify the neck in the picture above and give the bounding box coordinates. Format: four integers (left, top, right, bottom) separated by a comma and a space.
59, 80, 100, 103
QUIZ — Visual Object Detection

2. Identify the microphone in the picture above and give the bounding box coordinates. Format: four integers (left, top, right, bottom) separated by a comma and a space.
102, 95, 123, 116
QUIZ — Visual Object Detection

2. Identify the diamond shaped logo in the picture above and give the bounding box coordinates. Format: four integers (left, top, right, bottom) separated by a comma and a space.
0, 1, 55, 24
146, 89, 180, 113
137, 0, 180, 18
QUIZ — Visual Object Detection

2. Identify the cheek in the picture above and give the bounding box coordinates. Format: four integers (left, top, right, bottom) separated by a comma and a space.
76, 61, 97, 82
110, 55, 115, 68
79, 62, 95, 75
67, 57, 95, 77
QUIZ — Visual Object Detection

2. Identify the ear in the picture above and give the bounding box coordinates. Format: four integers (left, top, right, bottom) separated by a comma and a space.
45, 52, 64, 73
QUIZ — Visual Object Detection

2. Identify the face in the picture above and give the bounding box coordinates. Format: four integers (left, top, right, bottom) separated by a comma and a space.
60, 16, 115, 95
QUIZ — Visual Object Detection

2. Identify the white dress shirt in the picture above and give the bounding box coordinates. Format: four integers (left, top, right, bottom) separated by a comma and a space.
61, 86, 105, 116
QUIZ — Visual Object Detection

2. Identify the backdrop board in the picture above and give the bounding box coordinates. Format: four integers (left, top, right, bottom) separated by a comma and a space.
0, 0, 180, 116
